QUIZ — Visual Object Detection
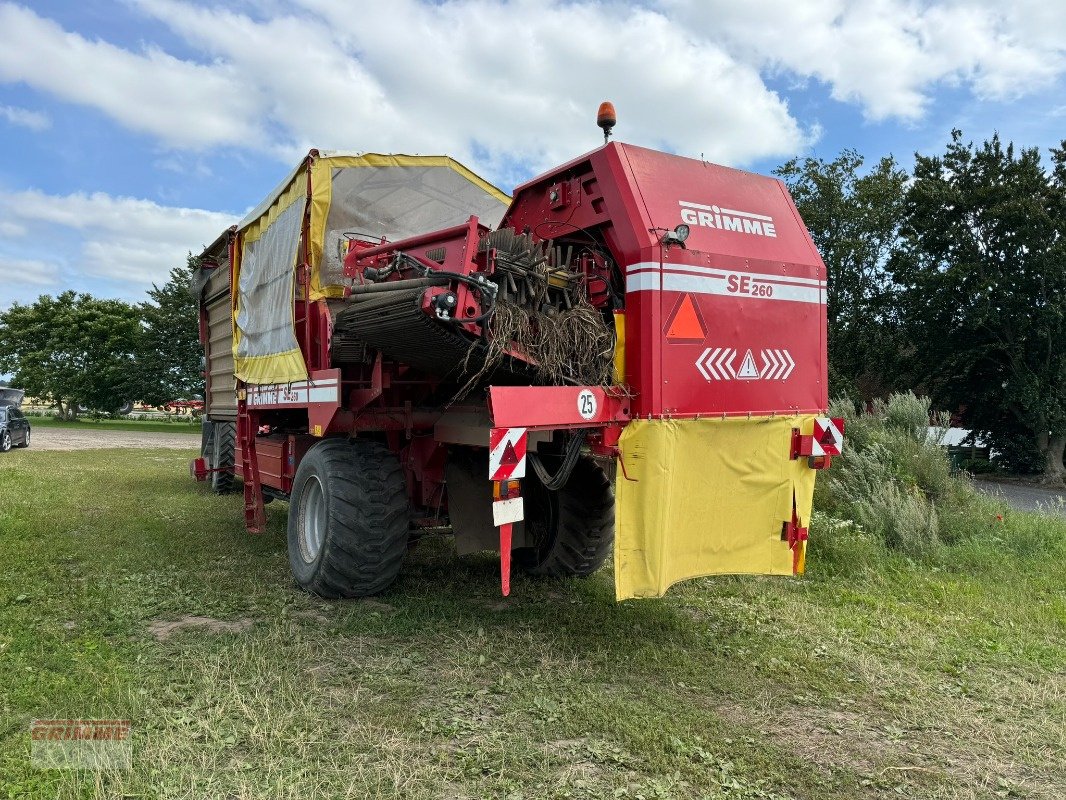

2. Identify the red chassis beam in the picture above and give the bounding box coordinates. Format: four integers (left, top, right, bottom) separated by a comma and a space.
487, 386, 632, 430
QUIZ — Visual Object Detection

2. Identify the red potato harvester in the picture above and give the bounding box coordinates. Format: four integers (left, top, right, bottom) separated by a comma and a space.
190, 106, 843, 600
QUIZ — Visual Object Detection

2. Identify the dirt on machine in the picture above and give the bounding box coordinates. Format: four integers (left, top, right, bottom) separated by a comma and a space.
190, 107, 843, 601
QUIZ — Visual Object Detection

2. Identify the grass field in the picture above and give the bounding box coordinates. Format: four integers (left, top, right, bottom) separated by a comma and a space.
25, 416, 201, 435
0, 448, 1063, 799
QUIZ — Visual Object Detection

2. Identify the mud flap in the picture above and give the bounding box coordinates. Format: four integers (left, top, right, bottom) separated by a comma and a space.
445, 449, 528, 555
614, 416, 817, 600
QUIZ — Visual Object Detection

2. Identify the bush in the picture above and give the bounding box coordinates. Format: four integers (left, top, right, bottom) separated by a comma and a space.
958, 457, 997, 475
816, 392, 962, 558
877, 390, 938, 442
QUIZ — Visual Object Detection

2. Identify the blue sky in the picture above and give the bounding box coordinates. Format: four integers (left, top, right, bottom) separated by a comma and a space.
1, 0, 1064, 308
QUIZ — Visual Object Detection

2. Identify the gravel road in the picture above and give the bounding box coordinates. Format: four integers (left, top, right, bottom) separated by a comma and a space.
21, 427, 201, 451
974, 478, 1066, 517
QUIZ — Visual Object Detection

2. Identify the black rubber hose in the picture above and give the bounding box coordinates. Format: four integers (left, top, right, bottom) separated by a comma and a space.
528, 429, 588, 491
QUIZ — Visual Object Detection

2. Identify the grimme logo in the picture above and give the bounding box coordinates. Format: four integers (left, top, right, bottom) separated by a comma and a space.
679, 200, 777, 238
30, 719, 132, 769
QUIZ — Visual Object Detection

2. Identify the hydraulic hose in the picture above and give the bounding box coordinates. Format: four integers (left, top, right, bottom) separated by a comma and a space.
528, 429, 588, 490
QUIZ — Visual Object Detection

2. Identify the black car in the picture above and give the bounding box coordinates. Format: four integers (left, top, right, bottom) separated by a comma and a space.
0, 406, 31, 451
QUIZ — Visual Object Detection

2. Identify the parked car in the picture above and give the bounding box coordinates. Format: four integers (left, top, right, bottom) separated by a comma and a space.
0, 406, 31, 451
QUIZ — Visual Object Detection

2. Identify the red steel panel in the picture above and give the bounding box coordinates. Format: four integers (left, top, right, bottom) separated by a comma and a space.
501, 142, 827, 418
488, 386, 631, 430
614, 144, 828, 416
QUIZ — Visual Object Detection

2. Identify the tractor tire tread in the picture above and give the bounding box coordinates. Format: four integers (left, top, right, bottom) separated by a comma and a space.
522, 457, 614, 578
289, 439, 410, 598
211, 422, 237, 494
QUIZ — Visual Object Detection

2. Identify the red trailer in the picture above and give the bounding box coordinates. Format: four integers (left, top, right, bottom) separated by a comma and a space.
191, 120, 841, 600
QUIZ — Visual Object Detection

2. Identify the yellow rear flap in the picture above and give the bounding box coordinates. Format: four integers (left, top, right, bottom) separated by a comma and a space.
614, 416, 817, 600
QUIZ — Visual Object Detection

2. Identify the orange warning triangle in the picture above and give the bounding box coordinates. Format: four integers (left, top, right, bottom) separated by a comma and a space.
666, 294, 705, 341
500, 440, 519, 465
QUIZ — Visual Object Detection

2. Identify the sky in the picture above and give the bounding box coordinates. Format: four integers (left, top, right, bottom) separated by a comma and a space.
0, 0, 1064, 309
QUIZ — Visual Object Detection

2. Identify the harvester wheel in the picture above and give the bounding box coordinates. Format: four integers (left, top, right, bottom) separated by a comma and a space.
210, 422, 236, 494
517, 456, 614, 578
200, 419, 215, 459
287, 438, 410, 598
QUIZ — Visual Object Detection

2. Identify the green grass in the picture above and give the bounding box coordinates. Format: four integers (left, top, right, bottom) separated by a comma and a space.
0, 448, 1063, 799
26, 416, 201, 435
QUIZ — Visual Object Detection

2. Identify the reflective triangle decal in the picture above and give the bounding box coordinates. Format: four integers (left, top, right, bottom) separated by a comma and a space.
500, 440, 519, 466
737, 349, 759, 379
665, 294, 706, 342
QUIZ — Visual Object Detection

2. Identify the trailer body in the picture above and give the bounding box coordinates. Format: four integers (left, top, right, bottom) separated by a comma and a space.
191, 141, 840, 600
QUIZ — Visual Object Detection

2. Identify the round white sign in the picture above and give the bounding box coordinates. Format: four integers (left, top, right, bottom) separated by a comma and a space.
577, 389, 597, 420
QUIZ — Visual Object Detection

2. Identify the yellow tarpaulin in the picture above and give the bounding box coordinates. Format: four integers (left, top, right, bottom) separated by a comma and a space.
614, 415, 818, 600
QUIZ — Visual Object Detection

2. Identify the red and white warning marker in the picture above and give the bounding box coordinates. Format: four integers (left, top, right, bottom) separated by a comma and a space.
489, 427, 527, 481
795, 416, 846, 459
813, 417, 844, 456
489, 427, 528, 597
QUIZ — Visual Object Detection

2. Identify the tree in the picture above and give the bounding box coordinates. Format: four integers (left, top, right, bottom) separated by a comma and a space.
0, 292, 141, 418
132, 257, 204, 406
775, 150, 909, 398
892, 131, 1066, 484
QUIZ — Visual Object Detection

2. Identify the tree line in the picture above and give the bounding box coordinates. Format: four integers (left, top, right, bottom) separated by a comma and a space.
0, 259, 203, 418
778, 130, 1066, 483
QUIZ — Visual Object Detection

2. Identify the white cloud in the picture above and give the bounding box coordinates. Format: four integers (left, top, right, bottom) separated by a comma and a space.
287, 0, 809, 173
0, 189, 237, 287
0, 2, 261, 148
0, 219, 26, 237
0, 0, 813, 178
657, 0, 1066, 121
0, 257, 57, 286
2, 0, 1064, 180
0, 104, 50, 131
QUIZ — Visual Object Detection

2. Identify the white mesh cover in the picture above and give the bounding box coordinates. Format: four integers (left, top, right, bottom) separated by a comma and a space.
236, 196, 305, 365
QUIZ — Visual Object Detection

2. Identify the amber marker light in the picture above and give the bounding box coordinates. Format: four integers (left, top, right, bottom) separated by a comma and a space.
597, 101, 617, 143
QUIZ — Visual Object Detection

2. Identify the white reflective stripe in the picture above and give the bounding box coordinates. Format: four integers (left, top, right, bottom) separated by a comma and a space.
625, 261, 825, 288
626, 260, 661, 273
247, 381, 340, 406
625, 272, 661, 293
248, 380, 339, 391
248, 390, 334, 405
658, 272, 823, 305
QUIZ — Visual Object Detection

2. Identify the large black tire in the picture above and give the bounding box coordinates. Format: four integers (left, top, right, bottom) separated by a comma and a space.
200, 419, 215, 459
287, 438, 410, 598
516, 456, 615, 577
0, 430, 11, 453
210, 422, 236, 494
